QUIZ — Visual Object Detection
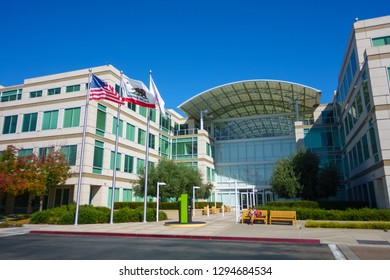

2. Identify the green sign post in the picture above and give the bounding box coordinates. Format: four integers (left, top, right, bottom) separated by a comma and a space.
178, 194, 188, 224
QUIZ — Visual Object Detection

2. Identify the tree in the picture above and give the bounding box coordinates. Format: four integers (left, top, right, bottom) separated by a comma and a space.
316, 163, 339, 199
0, 145, 45, 196
0, 145, 71, 212
134, 159, 207, 200
292, 149, 320, 200
36, 149, 72, 211
270, 158, 302, 198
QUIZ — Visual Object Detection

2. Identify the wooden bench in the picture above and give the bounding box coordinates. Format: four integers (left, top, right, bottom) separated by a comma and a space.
241, 209, 268, 224
269, 210, 296, 225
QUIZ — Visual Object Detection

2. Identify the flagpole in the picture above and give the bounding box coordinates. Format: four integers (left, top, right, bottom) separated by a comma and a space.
143, 107, 151, 223
75, 68, 92, 225
109, 72, 124, 224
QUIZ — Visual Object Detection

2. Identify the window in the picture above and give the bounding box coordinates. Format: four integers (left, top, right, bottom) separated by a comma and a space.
66, 84, 80, 93
206, 143, 211, 156
39, 147, 54, 158
350, 49, 357, 75
42, 110, 59, 130
54, 187, 70, 207
110, 151, 122, 171
138, 129, 146, 145
18, 149, 33, 157
112, 117, 123, 137
369, 122, 379, 162
159, 135, 171, 158
138, 106, 147, 117
136, 158, 145, 174
48, 87, 61, 95
22, 113, 38, 132
63, 107, 81, 128
1, 89, 22, 102
372, 36, 390, 46
160, 113, 172, 133
150, 108, 156, 122
124, 155, 134, 173
126, 123, 135, 141
107, 187, 119, 207
388, 67, 390, 86
2, 115, 18, 134
172, 137, 198, 159
127, 103, 136, 111
61, 145, 77, 166
356, 141, 364, 165
363, 72, 371, 111
149, 133, 155, 149
93, 140, 104, 174
96, 104, 106, 136
362, 134, 370, 161
30, 90, 42, 98
123, 189, 133, 202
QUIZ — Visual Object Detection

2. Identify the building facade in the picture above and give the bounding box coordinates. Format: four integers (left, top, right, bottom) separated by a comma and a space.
1, 15, 390, 212
0, 65, 212, 212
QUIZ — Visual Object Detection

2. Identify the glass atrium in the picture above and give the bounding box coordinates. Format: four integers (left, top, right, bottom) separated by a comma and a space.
179, 80, 321, 208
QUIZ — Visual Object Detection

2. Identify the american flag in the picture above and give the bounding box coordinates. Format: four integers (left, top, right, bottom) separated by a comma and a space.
89, 75, 124, 105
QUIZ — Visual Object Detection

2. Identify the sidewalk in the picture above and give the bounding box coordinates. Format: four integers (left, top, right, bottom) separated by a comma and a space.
23, 211, 390, 259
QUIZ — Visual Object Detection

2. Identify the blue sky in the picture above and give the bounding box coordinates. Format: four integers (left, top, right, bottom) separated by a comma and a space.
1, 0, 389, 113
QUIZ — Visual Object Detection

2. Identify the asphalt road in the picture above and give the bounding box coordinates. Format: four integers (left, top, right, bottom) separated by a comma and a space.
0, 233, 336, 260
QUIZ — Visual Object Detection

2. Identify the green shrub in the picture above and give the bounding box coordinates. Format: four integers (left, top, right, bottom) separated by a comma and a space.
305, 220, 390, 229
115, 201, 223, 210
114, 207, 141, 223
266, 201, 320, 209
58, 211, 75, 224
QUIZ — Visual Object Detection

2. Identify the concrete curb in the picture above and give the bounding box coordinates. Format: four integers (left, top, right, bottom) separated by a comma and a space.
29, 230, 321, 244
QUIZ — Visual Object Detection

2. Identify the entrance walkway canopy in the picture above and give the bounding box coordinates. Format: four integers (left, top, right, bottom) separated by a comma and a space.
179, 79, 321, 123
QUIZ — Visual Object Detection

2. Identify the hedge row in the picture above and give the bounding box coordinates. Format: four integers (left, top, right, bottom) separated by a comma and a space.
266, 201, 320, 209
267, 200, 371, 210
255, 207, 390, 221
114, 202, 223, 210
29, 205, 167, 224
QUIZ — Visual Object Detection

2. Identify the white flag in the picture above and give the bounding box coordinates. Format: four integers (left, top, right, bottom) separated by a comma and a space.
150, 76, 167, 118
121, 76, 156, 108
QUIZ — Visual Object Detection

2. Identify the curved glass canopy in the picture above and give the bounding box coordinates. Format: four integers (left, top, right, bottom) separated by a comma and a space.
178, 80, 321, 139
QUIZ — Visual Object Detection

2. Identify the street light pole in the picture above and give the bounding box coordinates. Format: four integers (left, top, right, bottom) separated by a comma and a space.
156, 182, 166, 222
200, 109, 207, 130
193, 186, 200, 217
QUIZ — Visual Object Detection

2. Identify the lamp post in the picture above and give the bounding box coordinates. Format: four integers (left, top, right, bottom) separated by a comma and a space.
156, 182, 166, 222
193, 186, 200, 217
200, 109, 208, 130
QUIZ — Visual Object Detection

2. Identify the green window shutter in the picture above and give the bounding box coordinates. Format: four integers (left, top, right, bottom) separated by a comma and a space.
63, 107, 81, 128
112, 117, 123, 137
124, 155, 134, 173
107, 187, 120, 206
139, 106, 147, 117
18, 149, 33, 157
126, 123, 135, 141
22, 113, 38, 132
42, 110, 59, 130
123, 189, 133, 202
66, 84, 80, 93
93, 140, 104, 174
110, 151, 122, 171
138, 129, 146, 145
136, 158, 145, 174
96, 104, 106, 136
127, 103, 136, 111
60, 145, 77, 166
149, 133, 155, 149
48, 87, 61, 95
150, 108, 156, 122
3, 115, 18, 134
